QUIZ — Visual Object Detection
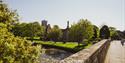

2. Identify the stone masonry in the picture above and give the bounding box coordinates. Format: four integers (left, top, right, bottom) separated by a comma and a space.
60, 39, 111, 63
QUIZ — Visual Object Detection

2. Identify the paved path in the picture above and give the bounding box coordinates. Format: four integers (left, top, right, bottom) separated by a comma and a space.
105, 41, 125, 63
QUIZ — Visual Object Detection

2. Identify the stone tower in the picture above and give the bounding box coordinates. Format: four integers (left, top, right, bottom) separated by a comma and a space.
41, 20, 48, 41
41, 20, 47, 27
67, 21, 69, 29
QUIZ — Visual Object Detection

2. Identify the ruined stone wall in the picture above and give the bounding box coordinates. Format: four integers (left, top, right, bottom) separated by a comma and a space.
60, 39, 110, 63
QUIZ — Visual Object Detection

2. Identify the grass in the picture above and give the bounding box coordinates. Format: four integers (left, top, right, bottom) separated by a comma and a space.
33, 37, 40, 40
34, 41, 92, 52
25, 37, 40, 40
36, 41, 79, 48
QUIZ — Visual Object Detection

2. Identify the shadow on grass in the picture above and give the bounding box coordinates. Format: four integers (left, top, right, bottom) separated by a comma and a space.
33, 40, 91, 53
73, 45, 87, 52
41, 44, 88, 53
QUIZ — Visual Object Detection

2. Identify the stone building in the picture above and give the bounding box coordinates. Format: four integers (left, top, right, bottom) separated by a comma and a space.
61, 21, 69, 42
41, 20, 51, 40
41, 20, 69, 42
41, 20, 47, 27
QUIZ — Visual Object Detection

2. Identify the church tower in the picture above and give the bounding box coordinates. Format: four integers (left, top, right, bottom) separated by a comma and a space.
67, 21, 69, 29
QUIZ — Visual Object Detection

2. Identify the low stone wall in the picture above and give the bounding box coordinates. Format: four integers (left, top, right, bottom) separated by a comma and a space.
60, 39, 110, 63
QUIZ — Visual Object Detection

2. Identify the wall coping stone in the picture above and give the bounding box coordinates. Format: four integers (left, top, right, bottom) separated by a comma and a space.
60, 39, 110, 63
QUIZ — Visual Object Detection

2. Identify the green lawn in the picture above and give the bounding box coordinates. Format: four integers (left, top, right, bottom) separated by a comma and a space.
34, 41, 92, 52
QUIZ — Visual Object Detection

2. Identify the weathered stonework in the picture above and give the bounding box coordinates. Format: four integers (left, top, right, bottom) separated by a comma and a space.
60, 39, 110, 63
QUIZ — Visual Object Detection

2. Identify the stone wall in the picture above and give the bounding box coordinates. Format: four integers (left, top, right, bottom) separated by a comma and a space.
60, 39, 110, 63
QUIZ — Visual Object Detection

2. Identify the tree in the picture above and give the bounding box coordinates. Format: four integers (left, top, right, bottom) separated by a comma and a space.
100, 25, 110, 39
109, 27, 118, 40
92, 25, 99, 39
0, 1, 18, 30
109, 27, 116, 36
116, 30, 125, 40
47, 25, 62, 42
11, 23, 27, 37
0, 1, 41, 63
24, 22, 44, 41
123, 30, 125, 38
69, 19, 94, 45
12, 22, 44, 41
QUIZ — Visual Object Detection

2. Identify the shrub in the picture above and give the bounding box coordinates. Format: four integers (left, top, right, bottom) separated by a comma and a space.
0, 24, 41, 63
0, 1, 41, 63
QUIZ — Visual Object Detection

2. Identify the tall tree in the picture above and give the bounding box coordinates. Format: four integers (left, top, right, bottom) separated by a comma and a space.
69, 19, 94, 45
47, 25, 62, 41
109, 27, 118, 40
92, 25, 99, 39
100, 25, 110, 39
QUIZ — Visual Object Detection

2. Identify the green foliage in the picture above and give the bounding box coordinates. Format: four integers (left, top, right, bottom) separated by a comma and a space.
0, 1, 18, 29
109, 27, 118, 40
92, 25, 99, 39
109, 27, 116, 37
12, 22, 44, 40
69, 19, 94, 43
123, 30, 125, 38
0, 23, 41, 63
11, 23, 26, 36
47, 25, 62, 41
0, 1, 41, 63
100, 25, 110, 39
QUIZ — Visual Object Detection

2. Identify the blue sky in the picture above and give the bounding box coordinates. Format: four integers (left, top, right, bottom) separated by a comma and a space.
5, 0, 125, 30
